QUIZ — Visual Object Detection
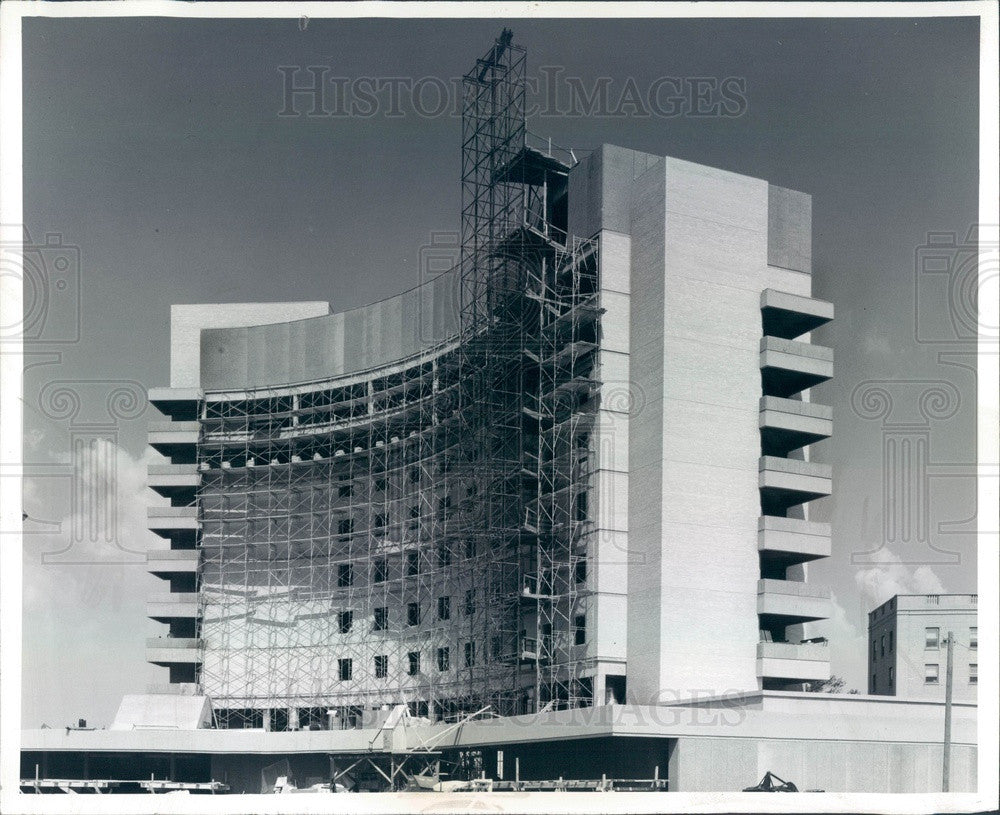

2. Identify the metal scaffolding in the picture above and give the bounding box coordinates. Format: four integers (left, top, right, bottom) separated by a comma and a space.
160, 30, 601, 727
458, 28, 601, 711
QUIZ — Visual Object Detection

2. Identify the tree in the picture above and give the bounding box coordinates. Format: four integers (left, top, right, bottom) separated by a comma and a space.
805, 675, 858, 694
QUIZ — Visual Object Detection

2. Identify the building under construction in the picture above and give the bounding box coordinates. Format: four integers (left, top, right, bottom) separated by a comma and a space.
20, 31, 978, 795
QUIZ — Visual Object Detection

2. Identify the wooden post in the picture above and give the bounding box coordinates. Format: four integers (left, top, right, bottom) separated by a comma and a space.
943, 630, 954, 792
515, 757, 520, 784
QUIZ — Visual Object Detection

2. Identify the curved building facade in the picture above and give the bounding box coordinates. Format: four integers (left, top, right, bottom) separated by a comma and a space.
145, 33, 834, 731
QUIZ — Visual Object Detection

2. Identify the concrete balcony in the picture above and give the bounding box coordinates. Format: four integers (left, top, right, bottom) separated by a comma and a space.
148, 421, 200, 463
146, 637, 203, 666
148, 387, 202, 421
760, 337, 833, 398
759, 456, 831, 514
758, 516, 831, 565
757, 641, 831, 683
147, 505, 199, 538
147, 463, 199, 501
760, 289, 834, 340
147, 592, 199, 622
147, 548, 200, 578
759, 396, 832, 456
757, 578, 831, 623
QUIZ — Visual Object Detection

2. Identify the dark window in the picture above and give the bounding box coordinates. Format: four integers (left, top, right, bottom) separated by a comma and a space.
338, 518, 354, 536
437, 596, 451, 621
373, 607, 388, 631
338, 563, 353, 587
464, 641, 476, 668
375, 478, 387, 493
970, 663, 978, 684
437, 501, 451, 523
465, 539, 476, 559
374, 655, 388, 679
338, 483, 352, 498
464, 589, 476, 616
888, 630, 893, 652
491, 635, 503, 661
406, 550, 419, 576
407, 651, 421, 675
438, 544, 451, 567
574, 614, 586, 646
373, 514, 387, 530
338, 658, 353, 681
574, 490, 588, 522
407, 602, 420, 626
338, 610, 353, 634
372, 559, 387, 583
437, 647, 450, 672
575, 559, 587, 584
880, 634, 885, 657
409, 467, 420, 483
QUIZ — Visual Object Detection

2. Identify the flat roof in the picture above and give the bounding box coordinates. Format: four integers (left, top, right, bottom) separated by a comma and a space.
22, 694, 977, 755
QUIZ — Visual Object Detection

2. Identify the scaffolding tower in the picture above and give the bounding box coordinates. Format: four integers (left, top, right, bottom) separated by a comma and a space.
153, 30, 601, 726
459, 29, 601, 712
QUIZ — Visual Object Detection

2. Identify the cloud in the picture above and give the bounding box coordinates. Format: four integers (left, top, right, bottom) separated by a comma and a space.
22, 437, 166, 612
852, 548, 946, 608
808, 591, 868, 693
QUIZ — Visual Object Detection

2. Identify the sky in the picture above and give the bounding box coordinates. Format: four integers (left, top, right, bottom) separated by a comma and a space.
20, 14, 980, 727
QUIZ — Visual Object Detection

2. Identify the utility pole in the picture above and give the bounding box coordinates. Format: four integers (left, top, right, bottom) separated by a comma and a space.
942, 630, 954, 792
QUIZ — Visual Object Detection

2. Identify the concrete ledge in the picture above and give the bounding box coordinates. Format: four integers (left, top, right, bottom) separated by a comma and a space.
759, 396, 831, 420
758, 579, 831, 622
759, 397, 832, 455
148, 421, 201, 433
147, 593, 199, 620
147, 549, 199, 575
760, 336, 833, 362
760, 289, 834, 340
758, 516, 831, 562
146, 638, 204, 665
760, 338, 833, 397
757, 641, 829, 662
148, 387, 202, 421
759, 457, 832, 503
759, 456, 831, 478
147, 506, 197, 517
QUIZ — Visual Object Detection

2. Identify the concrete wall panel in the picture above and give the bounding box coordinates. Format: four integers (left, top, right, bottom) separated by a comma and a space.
768, 184, 812, 273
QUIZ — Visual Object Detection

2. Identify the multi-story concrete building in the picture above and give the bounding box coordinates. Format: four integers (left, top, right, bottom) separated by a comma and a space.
143, 33, 834, 728
868, 593, 978, 700
19, 32, 980, 796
